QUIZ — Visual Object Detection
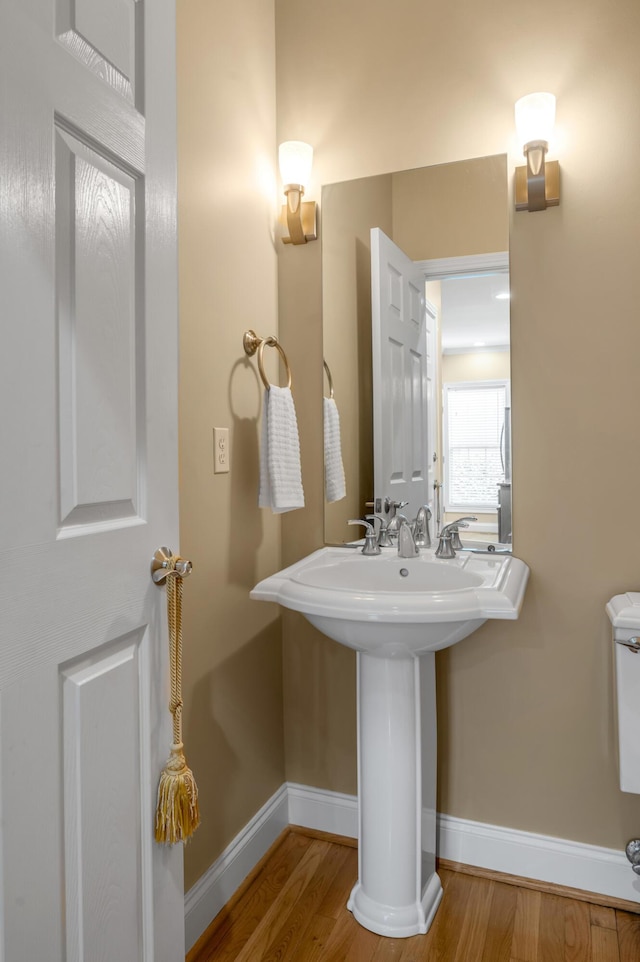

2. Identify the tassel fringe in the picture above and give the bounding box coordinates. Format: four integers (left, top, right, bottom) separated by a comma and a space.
155, 743, 200, 845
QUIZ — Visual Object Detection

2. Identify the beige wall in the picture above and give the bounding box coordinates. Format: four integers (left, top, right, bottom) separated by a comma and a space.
442, 351, 511, 383
391, 157, 509, 259
277, 0, 640, 850
177, 0, 285, 890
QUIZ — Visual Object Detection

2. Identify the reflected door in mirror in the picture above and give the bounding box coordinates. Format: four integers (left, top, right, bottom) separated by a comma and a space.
371, 228, 434, 523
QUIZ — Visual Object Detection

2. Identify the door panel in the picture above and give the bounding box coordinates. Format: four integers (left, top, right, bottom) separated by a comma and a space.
409, 347, 427, 480
62, 631, 148, 962
57, 0, 138, 104
72, 0, 135, 82
56, 125, 144, 529
425, 301, 438, 498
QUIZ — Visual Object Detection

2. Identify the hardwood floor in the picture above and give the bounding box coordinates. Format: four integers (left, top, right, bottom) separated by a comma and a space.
187, 829, 640, 962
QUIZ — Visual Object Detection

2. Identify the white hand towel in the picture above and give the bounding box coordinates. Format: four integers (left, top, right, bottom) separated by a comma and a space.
258, 386, 305, 513
323, 396, 346, 503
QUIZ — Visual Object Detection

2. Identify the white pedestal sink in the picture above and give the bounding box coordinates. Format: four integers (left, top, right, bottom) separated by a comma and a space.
251, 546, 529, 938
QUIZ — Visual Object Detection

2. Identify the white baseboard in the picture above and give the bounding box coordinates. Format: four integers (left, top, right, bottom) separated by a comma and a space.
185, 783, 639, 950
184, 784, 289, 951
287, 781, 358, 838
437, 813, 640, 904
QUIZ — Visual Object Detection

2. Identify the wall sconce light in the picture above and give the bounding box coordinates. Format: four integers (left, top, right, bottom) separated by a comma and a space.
514, 92, 560, 212
279, 141, 317, 244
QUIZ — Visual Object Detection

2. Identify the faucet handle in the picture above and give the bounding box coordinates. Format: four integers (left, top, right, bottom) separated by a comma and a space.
437, 516, 477, 556
348, 518, 374, 534
348, 519, 382, 556
442, 516, 477, 531
440, 519, 469, 537
384, 497, 409, 517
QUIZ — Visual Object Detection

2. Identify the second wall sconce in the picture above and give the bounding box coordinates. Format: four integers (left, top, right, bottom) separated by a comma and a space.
514, 92, 560, 213
279, 140, 317, 244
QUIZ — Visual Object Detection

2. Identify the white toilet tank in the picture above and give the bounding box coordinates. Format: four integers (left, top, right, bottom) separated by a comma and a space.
606, 592, 640, 794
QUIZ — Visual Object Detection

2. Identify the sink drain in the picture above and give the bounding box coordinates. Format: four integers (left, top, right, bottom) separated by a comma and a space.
399, 568, 409, 577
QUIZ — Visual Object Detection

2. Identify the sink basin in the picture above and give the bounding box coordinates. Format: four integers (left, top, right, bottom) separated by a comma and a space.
293, 555, 484, 592
250, 543, 529, 939
251, 546, 529, 654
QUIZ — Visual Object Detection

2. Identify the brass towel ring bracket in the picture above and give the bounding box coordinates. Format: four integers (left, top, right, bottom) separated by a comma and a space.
243, 329, 292, 391
323, 359, 334, 399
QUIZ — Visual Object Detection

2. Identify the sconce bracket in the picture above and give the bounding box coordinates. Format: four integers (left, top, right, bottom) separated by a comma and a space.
515, 159, 560, 212
280, 201, 318, 244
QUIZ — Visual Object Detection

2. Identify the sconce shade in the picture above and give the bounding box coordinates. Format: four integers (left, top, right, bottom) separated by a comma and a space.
278, 141, 317, 244
279, 141, 313, 188
514, 92, 560, 213
515, 92, 556, 149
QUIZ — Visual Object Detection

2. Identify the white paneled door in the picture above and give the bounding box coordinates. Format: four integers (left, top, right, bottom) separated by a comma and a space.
0, 1, 184, 960
371, 228, 434, 522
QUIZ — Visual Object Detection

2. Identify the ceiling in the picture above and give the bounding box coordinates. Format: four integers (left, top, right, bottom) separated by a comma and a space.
439, 272, 510, 353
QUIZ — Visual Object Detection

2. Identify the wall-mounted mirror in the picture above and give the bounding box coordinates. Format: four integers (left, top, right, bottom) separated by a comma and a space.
321, 154, 511, 548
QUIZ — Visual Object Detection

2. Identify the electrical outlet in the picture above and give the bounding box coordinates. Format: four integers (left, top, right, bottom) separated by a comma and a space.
213, 427, 230, 474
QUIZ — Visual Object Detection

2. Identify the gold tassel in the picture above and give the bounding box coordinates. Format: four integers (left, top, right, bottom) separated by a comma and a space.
155, 557, 200, 845
155, 743, 200, 844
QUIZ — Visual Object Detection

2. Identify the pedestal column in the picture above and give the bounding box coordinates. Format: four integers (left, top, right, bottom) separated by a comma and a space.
347, 649, 442, 938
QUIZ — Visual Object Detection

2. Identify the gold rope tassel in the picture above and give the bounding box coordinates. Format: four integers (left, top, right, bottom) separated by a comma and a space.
155, 557, 200, 844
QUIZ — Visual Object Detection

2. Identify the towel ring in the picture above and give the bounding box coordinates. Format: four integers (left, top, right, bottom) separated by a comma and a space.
243, 329, 292, 391
323, 359, 335, 399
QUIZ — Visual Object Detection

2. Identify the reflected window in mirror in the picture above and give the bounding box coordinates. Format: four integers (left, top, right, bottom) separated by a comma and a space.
439, 271, 511, 545
443, 380, 511, 541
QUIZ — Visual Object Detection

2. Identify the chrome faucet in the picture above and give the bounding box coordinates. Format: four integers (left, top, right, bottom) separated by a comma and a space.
397, 520, 419, 558
435, 517, 476, 559
366, 514, 394, 547
412, 505, 432, 548
348, 519, 382, 556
